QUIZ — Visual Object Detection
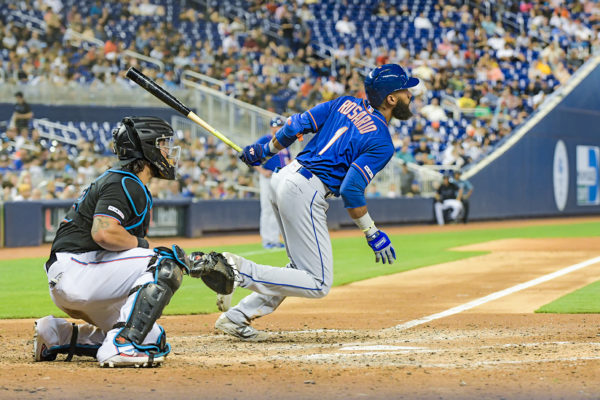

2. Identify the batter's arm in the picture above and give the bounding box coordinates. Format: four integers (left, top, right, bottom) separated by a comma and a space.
347, 205, 367, 219
91, 216, 139, 251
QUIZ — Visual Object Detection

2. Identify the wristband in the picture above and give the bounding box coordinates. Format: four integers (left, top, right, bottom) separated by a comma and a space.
353, 213, 377, 236
268, 140, 279, 155
262, 142, 273, 157
137, 237, 149, 249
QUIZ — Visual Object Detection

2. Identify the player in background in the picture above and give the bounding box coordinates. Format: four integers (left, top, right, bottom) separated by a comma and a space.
452, 170, 473, 223
34, 117, 192, 367
256, 117, 291, 249
434, 172, 463, 225
213, 64, 420, 341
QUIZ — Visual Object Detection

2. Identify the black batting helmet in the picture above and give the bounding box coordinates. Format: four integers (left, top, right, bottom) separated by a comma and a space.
112, 116, 180, 180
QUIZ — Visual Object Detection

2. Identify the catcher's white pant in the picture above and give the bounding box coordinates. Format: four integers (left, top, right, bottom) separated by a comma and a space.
42, 248, 165, 361
259, 173, 281, 246
226, 160, 333, 325
434, 199, 463, 225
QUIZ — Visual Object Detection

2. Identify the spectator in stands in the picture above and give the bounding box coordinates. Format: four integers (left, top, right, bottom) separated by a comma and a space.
458, 89, 477, 109
131, 0, 165, 17
420, 97, 447, 121
425, 120, 445, 143
0, 154, 13, 174
14, 183, 32, 201
43, 6, 63, 45
414, 138, 434, 166
396, 143, 416, 164
541, 41, 566, 67
366, 183, 382, 198
411, 120, 425, 142
11, 92, 33, 134
26, 31, 46, 52
414, 12, 433, 30
474, 97, 493, 120
481, 15, 496, 36
335, 15, 356, 36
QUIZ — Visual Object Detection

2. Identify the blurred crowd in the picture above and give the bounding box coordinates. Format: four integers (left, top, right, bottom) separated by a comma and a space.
0, 123, 254, 202
1, 0, 599, 200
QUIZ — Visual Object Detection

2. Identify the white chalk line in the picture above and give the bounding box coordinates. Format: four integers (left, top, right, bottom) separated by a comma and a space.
394, 255, 600, 331
269, 353, 600, 367
417, 356, 600, 369
340, 345, 425, 351
269, 342, 600, 365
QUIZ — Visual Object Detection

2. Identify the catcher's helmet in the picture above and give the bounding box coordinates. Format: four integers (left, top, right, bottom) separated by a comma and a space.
270, 116, 284, 127
364, 64, 419, 107
112, 116, 180, 180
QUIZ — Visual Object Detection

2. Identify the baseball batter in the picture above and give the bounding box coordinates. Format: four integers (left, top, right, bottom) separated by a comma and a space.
34, 116, 191, 367
214, 64, 420, 341
256, 117, 291, 249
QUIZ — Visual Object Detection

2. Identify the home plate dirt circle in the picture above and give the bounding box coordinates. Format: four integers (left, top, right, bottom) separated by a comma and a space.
1, 218, 600, 400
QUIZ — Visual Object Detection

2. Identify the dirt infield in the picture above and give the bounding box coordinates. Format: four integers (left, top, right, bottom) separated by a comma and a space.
1, 217, 600, 400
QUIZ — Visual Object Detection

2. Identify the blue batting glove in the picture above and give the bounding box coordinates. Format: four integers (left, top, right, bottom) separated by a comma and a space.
239, 142, 271, 166
366, 229, 396, 264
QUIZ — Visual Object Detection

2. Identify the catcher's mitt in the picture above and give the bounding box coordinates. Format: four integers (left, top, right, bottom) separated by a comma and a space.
189, 251, 237, 295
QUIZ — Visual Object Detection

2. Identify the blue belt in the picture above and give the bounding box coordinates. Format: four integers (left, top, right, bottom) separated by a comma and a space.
298, 166, 313, 180
297, 166, 334, 198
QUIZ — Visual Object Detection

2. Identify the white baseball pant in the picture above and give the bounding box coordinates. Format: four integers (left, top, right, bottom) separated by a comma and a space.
42, 248, 166, 361
434, 199, 464, 225
225, 160, 333, 325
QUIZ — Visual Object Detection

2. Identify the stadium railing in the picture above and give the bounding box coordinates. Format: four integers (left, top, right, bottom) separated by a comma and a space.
179, 76, 279, 143
180, 70, 225, 92
33, 119, 82, 145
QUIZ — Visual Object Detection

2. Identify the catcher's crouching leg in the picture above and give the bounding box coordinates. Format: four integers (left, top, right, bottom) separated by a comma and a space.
99, 246, 189, 367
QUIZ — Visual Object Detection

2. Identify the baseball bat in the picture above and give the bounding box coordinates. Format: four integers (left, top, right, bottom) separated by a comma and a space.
125, 67, 242, 152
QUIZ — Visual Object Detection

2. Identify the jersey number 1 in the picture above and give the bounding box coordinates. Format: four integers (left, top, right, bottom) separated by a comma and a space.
318, 126, 348, 156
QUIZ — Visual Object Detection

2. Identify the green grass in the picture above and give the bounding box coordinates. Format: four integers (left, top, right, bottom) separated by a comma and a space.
536, 280, 600, 313
2, 220, 600, 319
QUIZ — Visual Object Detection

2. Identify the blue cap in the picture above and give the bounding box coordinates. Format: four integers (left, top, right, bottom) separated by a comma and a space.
364, 64, 419, 107
270, 117, 284, 127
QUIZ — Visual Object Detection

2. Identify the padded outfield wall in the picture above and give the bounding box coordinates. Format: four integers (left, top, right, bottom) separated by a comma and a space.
1, 57, 600, 247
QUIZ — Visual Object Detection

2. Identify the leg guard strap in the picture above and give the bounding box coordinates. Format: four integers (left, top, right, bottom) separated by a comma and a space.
64, 324, 78, 362
52, 324, 100, 360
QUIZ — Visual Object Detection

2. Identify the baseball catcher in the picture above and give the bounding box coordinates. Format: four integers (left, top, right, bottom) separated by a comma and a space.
34, 116, 194, 368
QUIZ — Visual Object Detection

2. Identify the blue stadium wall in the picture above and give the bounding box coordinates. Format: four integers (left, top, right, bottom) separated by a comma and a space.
467, 59, 600, 219
0, 104, 179, 124
2, 60, 600, 247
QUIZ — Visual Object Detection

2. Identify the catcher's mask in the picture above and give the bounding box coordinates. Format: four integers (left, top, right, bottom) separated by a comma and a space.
112, 116, 181, 180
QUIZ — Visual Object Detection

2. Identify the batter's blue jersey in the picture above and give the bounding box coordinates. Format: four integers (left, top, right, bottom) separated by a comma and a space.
296, 96, 395, 195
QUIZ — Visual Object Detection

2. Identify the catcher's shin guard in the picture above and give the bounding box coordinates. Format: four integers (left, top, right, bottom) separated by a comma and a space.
117, 254, 184, 346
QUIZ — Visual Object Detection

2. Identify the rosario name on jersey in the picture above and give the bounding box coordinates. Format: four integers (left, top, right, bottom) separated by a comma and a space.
295, 96, 395, 196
